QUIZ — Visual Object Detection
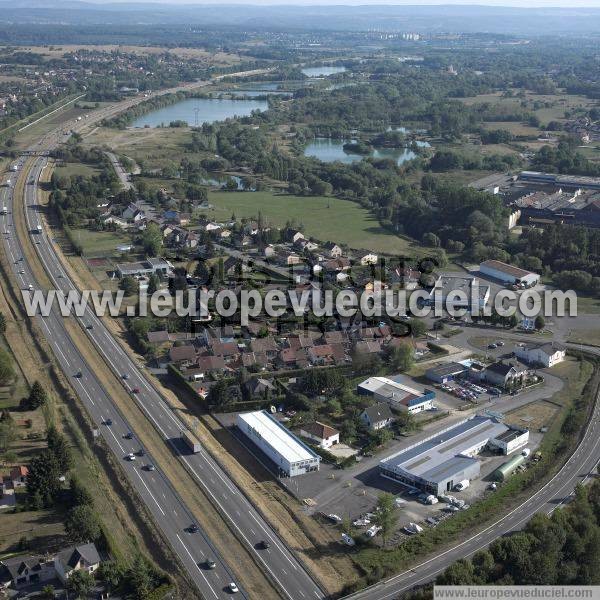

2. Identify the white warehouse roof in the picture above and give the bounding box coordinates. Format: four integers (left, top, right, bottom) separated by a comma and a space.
238, 410, 318, 463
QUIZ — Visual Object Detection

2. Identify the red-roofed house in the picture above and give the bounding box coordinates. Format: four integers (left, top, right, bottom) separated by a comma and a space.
300, 422, 340, 449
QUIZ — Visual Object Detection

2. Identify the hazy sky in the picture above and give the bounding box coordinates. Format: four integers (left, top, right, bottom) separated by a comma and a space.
87, 0, 600, 6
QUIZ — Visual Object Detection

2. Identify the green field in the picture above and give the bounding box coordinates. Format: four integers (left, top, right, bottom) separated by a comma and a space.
55, 162, 100, 179
69, 228, 132, 256
206, 191, 425, 254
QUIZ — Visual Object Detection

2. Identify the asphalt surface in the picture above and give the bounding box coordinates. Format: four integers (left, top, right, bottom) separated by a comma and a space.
346, 350, 600, 600
7, 80, 600, 600
3, 90, 323, 600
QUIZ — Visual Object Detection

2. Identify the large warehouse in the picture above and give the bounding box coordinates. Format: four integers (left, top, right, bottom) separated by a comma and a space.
479, 260, 540, 288
237, 410, 321, 478
379, 416, 528, 495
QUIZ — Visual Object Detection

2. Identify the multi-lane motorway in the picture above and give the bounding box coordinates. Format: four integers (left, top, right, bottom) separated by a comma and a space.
3, 94, 324, 600
5, 82, 600, 600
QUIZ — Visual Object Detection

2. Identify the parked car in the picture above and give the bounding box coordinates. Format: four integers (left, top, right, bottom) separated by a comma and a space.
366, 525, 382, 538
341, 533, 355, 546
327, 514, 342, 523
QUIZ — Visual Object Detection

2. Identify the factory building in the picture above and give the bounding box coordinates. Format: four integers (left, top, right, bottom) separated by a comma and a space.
237, 410, 320, 478
428, 275, 490, 311
379, 416, 529, 495
479, 260, 540, 288
357, 376, 435, 413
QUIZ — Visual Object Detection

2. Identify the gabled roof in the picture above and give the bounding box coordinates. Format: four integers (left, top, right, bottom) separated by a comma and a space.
362, 403, 393, 423
301, 421, 339, 440
57, 543, 100, 571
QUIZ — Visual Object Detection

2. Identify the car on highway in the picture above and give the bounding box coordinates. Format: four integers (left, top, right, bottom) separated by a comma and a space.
259, 540, 270, 550
124, 432, 133, 440
228, 582, 239, 594
122, 373, 130, 380
125, 453, 136, 461
204, 559, 216, 570
488, 343, 497, 349
188, 524, 199, 533
144, 464, 155, 472
104, 418, 112, 426
137, 448, 145, 457
132, 387, 140, 394
75, 370, 82, 378
86, 324, 93, 330
18, 269, 24, 274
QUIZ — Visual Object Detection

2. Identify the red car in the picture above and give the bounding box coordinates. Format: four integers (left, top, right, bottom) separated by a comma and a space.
132, 387, 140, 394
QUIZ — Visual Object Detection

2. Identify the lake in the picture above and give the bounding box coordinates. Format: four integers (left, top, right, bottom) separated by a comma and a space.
304, 138, 427, 166
302, 66, 347, 77
131, 97, 269, 128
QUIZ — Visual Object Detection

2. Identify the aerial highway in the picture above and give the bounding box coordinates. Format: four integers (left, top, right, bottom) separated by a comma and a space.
2, 159, 245, 599
7, 79, 600, 600
3, 86, 323, 600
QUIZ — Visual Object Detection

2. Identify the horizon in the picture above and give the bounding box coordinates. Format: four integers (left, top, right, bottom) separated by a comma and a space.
74, 0, 600, 7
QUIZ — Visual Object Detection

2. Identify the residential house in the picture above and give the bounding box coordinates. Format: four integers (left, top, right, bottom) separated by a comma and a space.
308, 344, 335, 365
300, 422, 340, 449
247, 378, 276, 396
358, 252, 378, 266
54, 543, 101, 583
323, 242, 343, 259
481, 361, 528, 388
0, 543, 101, 590
287, 230, 305, 244
360, 404, 394, 431
169, 344, 197, 366
195, 355, 228, 375
514, 342, 566, 368
251, 338, 278, 359
244, 221, 259, 236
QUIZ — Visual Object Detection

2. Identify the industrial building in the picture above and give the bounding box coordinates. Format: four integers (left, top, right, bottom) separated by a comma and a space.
379, 416, 529, 495
479, 260, 540, 288
428, 275, 490, 311
115, 257, 173, 278
357, 376, 435, 413
425, 362, 468, 384
236, 410, 320, 478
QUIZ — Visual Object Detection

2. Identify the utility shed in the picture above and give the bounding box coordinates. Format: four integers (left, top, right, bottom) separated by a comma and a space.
237, 410, 320, 478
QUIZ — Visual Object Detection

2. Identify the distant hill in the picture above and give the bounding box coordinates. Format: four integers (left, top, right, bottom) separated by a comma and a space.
1, 2, 600, 35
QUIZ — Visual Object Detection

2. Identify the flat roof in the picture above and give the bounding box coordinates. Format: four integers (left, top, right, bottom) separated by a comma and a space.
432, 275, 490, 302
426, 362, 467, 377
380, 416, 508, 483
238, 410, 319, 464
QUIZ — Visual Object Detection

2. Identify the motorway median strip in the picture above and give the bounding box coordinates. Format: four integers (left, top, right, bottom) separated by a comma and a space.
17, 154, 280, 599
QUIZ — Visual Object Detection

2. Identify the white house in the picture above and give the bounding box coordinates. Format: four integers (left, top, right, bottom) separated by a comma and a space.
300, 422, 340, 449
323, 242, 343, 259
359, 252, 378, 266
360, 404, 394, 430
515, 342, 566, 368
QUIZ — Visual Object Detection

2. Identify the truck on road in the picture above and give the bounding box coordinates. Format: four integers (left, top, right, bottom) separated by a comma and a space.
182, 429, 201, 454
